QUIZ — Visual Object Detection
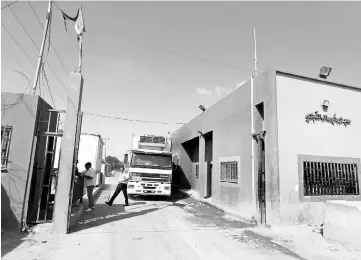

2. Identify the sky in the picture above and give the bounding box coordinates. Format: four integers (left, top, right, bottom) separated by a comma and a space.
2, 1, 361, 160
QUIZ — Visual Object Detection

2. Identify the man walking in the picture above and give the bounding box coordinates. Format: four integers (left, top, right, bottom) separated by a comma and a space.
105, 165, 129, 206
79, 162, 96, 212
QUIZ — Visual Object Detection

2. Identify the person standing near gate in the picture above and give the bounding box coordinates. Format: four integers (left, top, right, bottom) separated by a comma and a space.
105, 165, 129, 206
79, 162, 96, 211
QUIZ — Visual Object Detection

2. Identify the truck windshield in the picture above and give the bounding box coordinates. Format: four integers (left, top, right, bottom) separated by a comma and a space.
131, 153, 172, 168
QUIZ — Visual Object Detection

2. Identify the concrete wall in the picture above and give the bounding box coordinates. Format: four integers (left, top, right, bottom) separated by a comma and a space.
252, 69, 281, 225
323, 200, 361, 249
276, 73, 361, 224
172, 80, 256, 220
1, 93, 39, 230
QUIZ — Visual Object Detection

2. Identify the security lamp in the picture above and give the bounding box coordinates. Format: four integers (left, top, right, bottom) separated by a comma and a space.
319, 66, 332, 79
199, 105, 206, 112
322, 100, 329, 112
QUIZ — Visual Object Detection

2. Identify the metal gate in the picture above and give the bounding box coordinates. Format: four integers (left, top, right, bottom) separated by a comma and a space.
27, 109, 64, 224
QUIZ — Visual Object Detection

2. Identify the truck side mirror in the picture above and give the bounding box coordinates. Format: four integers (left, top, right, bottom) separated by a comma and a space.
124, 154, 128, 165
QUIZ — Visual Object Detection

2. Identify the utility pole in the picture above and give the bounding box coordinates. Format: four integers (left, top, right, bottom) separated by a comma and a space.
31, 0, 52, 95
53, 5, 85, 234
78, 33, 83, 73
77, 5, 84, 73
254, 28, 258, 76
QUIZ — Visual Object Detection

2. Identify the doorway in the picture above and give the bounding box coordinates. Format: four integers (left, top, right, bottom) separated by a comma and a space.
253, 102, 266, 224
26, 109, 63, 224
204, 131, 213, 198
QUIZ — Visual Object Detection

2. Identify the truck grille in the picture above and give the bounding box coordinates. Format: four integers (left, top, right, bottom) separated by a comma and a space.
142, 177, 169, 182
131, 172, 171, 182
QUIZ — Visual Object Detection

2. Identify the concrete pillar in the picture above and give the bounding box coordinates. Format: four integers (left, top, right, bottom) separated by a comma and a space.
199, 135, 206, 198
52, 73, 83, 234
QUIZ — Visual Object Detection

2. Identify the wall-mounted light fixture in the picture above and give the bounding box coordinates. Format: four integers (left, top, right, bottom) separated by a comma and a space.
319, 66, 332, 79
197, 130, 203, 135
322, 100, 329, 112
199, 105, 206, 112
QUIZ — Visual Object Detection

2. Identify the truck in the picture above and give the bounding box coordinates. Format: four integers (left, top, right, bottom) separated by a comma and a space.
76, 133, 105, 187
52, 133, 105, 199
124, 134, 177, 196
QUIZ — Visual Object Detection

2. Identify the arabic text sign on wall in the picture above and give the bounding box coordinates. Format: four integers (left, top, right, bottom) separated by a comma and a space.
305, 112, 351, 126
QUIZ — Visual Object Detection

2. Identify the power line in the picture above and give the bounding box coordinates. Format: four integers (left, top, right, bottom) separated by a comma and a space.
5, 1, 40, 52
3, 47, 33, 77
5, 2, 69, 96
1, 71, 32, 110
28, 1, 69, 76
1, 24, 37, 68
83, 112, 185, 125
1, 1, 18, 10
42, 66, 57, 109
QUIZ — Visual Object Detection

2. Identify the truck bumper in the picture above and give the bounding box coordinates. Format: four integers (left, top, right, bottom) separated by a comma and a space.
127, 182, 171, 196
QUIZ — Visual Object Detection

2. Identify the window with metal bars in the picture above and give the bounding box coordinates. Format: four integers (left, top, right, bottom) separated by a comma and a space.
195, 164, 199, 178
220, 161, 238, 183
1, 126, 13, 171
302, 160, 360, 196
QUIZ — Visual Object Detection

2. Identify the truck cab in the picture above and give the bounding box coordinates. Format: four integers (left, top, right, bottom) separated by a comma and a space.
124, 134, 177, 196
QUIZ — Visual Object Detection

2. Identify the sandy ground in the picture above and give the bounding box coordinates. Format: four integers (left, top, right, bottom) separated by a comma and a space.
2, 173, 360, 260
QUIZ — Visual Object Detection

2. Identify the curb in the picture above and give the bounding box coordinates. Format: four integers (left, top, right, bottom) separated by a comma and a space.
69, 185, 105, 229
179, 189, 256, 225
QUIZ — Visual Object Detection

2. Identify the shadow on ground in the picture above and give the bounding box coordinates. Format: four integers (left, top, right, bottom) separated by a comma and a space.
1, 231, 27, 257
179, 195, 254, 229
231, 230, 308, 260
71, 203, 160, 233
70, 184, 188, 233
129, 188, 189, 203
1, 184, 26, 257
178, 195, 307, 259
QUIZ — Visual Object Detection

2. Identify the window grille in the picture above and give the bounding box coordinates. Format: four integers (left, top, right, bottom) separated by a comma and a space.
303, 160, 359, 196
220, 161, 238, 183
195, 164, 199, 178
1, 126, 13, 171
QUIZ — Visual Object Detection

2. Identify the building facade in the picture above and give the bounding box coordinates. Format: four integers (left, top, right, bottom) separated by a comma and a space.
171, 69, 361, 225
1, 92, 60, 230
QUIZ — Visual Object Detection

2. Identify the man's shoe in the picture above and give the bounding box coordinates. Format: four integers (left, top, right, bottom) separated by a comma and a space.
125, 202, 129, 206
105, 201, 112, 206
85, 208, 93, 212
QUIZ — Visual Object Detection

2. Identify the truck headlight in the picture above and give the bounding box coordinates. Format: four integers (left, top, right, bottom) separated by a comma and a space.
130, 172, 141, 180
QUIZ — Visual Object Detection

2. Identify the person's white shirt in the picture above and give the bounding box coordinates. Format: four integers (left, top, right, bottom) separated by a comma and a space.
118, 171, 129, 184
80, 167, 96, 187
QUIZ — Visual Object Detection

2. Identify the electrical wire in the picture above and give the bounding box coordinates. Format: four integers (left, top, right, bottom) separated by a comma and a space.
1, 72, 32, 111
83, 112, 185, 125
3, 47, 33, 77
1, 24, 37, 68
1, 0, 18, 10
4, 2, 69, 95
28, 1, 69, 76
5, 1, 40, 52
42, 67, 57, 109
